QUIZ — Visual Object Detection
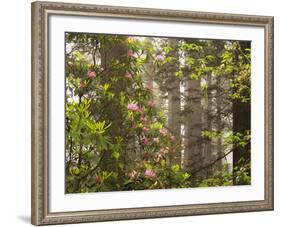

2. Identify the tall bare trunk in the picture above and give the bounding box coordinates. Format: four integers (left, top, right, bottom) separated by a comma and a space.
213, 75, 224, 171
184, 76, 203, 181
166, 39, 181, 167
232, 41, 251, 184
202, 73, 213, 176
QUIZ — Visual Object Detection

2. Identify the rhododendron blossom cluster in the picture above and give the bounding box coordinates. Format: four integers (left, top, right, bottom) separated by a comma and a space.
144, 169, 156, 178
127, 103, 139, 111
87, 71, 97, 78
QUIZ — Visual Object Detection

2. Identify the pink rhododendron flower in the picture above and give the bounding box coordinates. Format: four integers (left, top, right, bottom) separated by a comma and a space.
124, 72, 133, 79
127, 103, 139, 111
87, 71, 96, 78
127, 50, 135, 57
170, 135, 176, 141
144, 169, 156, 178
143, 127, 149, 132
160, 148, 169, 154
148, 100, 156, 108
143, 137, 149, 145
160, 128, 168, 136
153, 137, 159, 143
140, 115, 147, 122
156, 54, 165, 62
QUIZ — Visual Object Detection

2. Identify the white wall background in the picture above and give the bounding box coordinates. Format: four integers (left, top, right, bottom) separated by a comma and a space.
0, 0, 279, 226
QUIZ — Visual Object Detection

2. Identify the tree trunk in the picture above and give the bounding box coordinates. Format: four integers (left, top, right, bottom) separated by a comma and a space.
99, 39, 127, 173
183, 76, 203, 181
232, 41, 251, 184
166, 39, 181, 167
202, 73, 213, 176
213, 75, 224, 172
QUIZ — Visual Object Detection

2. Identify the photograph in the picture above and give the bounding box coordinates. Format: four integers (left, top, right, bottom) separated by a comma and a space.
65, 33, 251, 193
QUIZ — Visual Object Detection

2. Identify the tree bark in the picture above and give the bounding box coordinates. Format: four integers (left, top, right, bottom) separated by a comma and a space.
232, 41, 251, 184
202, 72, 213, 176
166, 39, 181, 167
183, 76, 203, 180
99, 39, 127, 172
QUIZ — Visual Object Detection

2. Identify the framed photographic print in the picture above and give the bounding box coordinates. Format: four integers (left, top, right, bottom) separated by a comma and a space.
31, 1, 274, 225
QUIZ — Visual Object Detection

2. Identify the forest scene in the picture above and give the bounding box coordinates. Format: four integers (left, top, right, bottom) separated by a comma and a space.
65, 32, 251, 193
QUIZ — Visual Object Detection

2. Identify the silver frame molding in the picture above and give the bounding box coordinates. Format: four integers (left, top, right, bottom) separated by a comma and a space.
31, 1, 274, 225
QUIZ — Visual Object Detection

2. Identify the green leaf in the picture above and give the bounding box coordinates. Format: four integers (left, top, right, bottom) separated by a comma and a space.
112, 151, 120, 160
171, 164, 180, 173
189, 73, 199, 80
175, 71, 183, 78
69, 167, 80, 175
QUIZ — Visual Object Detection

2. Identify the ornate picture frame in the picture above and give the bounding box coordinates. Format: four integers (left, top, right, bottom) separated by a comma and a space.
31, 1, 274, 225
